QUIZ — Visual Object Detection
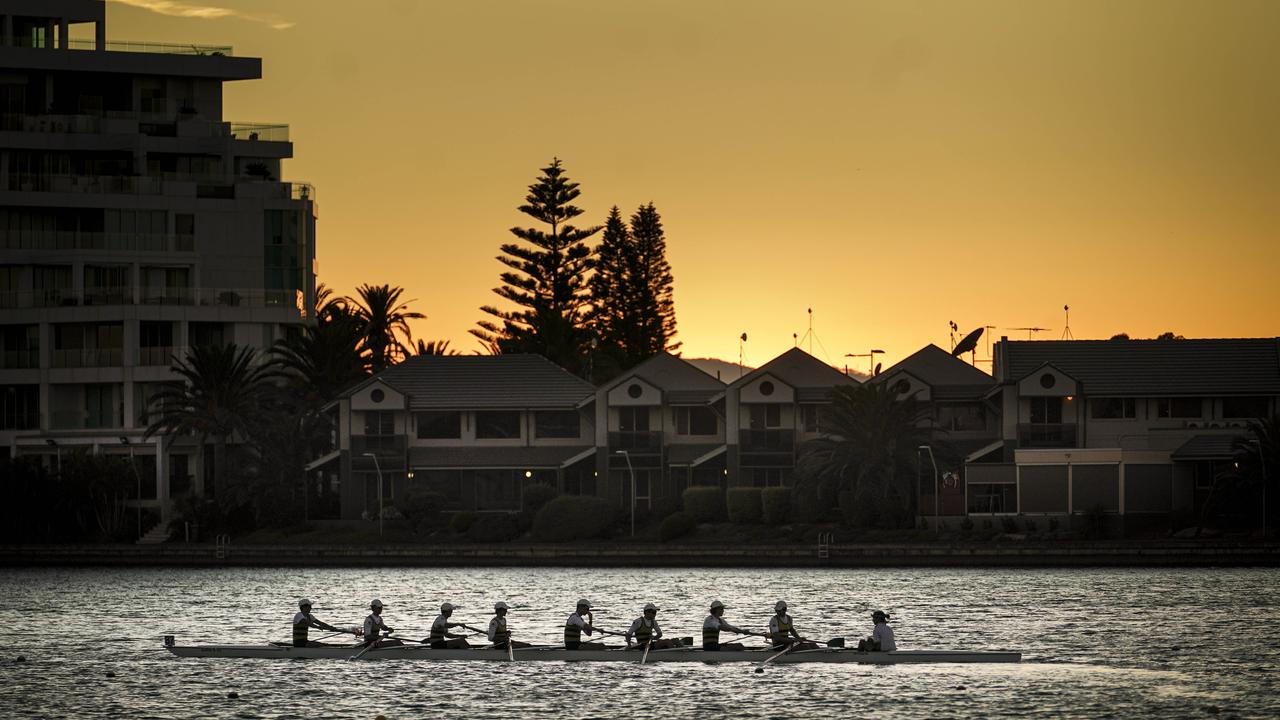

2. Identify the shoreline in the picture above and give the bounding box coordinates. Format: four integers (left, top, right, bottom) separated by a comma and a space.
2, 541, 1277, 568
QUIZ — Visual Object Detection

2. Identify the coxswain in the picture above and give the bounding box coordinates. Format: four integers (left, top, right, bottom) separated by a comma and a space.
866, 610, 896, 651
362, 598, 400, 647
767, 600, 805, 648
427, 602, 470, 649
702, 600, 750, 651
564, 599, 600, 650
488, 601, 531, 649
293, 598, 348, 647
625, 603, 664, 649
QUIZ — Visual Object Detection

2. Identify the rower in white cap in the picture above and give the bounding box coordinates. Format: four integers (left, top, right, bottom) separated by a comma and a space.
767, 600, 813, 649
702, 600, 752, 651
625, 603, 664, 649
362, 598, 400, 647
292, 598, 351, 648
564, 599, 600, 650
428, 602, 470, 649
488, 601, 531, 649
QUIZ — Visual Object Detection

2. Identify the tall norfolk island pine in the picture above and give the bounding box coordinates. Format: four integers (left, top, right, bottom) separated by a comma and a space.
473, 159, 601, 375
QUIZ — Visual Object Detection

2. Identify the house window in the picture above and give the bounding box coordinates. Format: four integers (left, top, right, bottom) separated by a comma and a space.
618, 406, 649, 432
800, 405, 821, 433
476, 410, 521, 439
675, 406, 717, 436
1156, 398, 1202, 419
1222, 397, 1270, 419
939, 404, 986, 431
1029, 397, 1062, 424
417, 469, 464, 506
416, 411, 461, 439
1090, 398, 1136, 420
535, 410, 580, 439
967, 483, 1017, 514
363, 410, 394, 436
749, 403, 783, 429
748, 468, 787, 487
475, 469, 519, 510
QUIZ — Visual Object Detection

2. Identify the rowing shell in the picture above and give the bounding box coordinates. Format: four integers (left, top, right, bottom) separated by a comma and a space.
165, 642, 1020, 664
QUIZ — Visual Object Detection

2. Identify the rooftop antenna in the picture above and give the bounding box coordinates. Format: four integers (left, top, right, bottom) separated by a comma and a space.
793, 332, 798, 347
949, 320, 959, 352
1008, 327, 1050, 340
796, 308, 834, 363
952, 327, 984, 366
979, 325, 997, 364
1061, 305, 1074, 340
738, 332, 748, 378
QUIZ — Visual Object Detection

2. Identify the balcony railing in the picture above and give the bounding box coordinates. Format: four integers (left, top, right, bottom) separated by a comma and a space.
0, 229, 194, 252
1, 348, 39, 369
1017, 423, 1078, 448
3, 173, 315, 202
351, 435, 408, 455
2, 113, 291, 144
230, 123, 290, 142
51, 348, 123, 368
0, 410, 39, 431
49, 408, 125, 430
608, 430, 663, 452
0, 287, 307, 316
83, 286, 132, 306
739, 429, 795, 452
139, 346, 187, 367
0, 289, 75, 309
67, 39, 233, 56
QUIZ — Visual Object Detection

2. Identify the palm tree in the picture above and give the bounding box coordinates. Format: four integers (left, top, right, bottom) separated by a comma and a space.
793, 382, 930, 527
145, 344, 279, 507
1227, 415, 1279, 533
275, 303, 368, 401
414, 339, 459, 356
349, 284, 425, 372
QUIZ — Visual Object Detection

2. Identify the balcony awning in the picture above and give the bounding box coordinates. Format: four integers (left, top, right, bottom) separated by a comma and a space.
1172, 434, 1242, 461
305, 448, 342, 472
667, 444, 726, 467
408, 445, 594, 469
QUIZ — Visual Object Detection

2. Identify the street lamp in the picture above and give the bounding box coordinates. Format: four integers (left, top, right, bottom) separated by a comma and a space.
46, 438, 61, 475
844, 349, 885, 376
121, 436, 140, 541
918, 444, 939, 537
615, 450, 635, 537
1251, 438, 1269, 537
362, 452, 384, 538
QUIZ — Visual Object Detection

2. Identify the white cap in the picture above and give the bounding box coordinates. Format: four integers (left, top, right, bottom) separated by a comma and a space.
494, 601, 510, 611
298, 598, 312, 608
371, 598, 384, 608
644, 603, 658, 612
775, 600, 787, 612
577, 599, 592, 608
710, 600, 725, 610
441, 602, 454, 612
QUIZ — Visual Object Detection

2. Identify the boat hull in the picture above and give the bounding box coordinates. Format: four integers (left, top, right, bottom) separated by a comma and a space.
166, 644, 1020, 664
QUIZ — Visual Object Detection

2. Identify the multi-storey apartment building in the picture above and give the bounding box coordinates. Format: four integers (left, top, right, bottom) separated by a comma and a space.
0, 1, 317, 527
965, 338, 1280, 526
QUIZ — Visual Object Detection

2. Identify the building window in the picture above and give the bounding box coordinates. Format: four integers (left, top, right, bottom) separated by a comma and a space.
1222, 397, 1270, 419
84, 383, 122, 429
189, 322, 227, 349
363, 410, 394, 436
535, 410, 580, 439
1156, 398, 1202, 419
618, 406, 649, 432
675, 406, 718, 436
416, 411, 461, 439
476, 411, 521, 439
748, 468, 787, 487
939, 404, 986, 431
759, 380, 775, 396
627, 383, 643, 399
0, 385, 39, 430
475, 469, 519, 510
0, 325, 39, 369
1090, 398, 1136, 420
416, 469, 464, 506
749, 403, 783, 429
1029, 397, 1062, 424
967, 483, 1017, 514
83, 265, 132, 305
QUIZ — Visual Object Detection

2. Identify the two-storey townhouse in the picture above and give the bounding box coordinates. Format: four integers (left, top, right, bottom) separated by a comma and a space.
0, 1, 316, 528
315, 355, 597, 520
595, 352, 726, 512
869, 344, 999, 520
965, 337, 1280, 528
717, 348, 859, 487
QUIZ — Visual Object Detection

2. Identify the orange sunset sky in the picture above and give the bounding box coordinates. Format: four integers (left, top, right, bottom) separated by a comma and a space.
102, 0, 1279, 369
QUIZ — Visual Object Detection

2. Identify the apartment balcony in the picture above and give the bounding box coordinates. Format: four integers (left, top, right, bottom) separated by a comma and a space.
351, 435, 408, 456
608, 431, 663, 453
83, 286, 132, 307
0, 410, 40, 431
49, 408, 125, 431
50, 348, 123, 368
0, 287, 307, 316
739, 429, 795, 452
0, 113, 288, 143
2, 173, 314, 202
1, 348, 40, 369
139, 346, 187, 367
1017, 423, 1078, 449
0, 229, 195, 253
67, 39, 234, 56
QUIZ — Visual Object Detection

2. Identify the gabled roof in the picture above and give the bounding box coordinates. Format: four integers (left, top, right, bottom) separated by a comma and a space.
996, 338, 1280, 397
603, 352, 725, 402
871, 344, 995, 400
725, 348, 857, 399
1172, 434, 1243, 460
346, 354, 595, 409
409, 445, 594, 468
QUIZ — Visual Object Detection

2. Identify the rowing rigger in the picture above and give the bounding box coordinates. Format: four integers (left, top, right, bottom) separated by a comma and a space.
163, 637, 1021, 664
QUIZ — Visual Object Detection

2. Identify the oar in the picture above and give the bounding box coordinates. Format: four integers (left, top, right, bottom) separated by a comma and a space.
507, 638, 514, 662
754, 643, 792, 673
641, 637, 654, 665
349, 632, 388, 660
796, 636, 845, 648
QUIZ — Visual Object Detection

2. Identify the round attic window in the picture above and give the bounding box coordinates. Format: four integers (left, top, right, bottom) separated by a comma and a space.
627, 383, 644, 399
1039, 373, 1056, 389
759, 381, 775, 396
894, 379, 911, 395
370, 388, 385, 403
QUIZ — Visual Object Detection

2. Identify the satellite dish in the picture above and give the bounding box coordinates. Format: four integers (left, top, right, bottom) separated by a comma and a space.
951, 327, 984, 357
874, 362, 882, 376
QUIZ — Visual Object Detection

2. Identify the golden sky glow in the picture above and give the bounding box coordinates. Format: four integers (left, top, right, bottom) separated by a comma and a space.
105, 0, 1280, 369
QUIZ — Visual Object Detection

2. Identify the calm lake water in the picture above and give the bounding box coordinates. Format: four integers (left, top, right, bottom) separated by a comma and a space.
0, 566, 1277, 719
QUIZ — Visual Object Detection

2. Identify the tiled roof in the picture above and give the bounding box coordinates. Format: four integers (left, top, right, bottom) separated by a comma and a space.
728, 347, 858, 391
408, 445, 594, 468
358, 354, 596, 409
998, 338, 1280, 397
872, 344, 995, 401
604, 353, 725, 402
1172, 434, 1244, 460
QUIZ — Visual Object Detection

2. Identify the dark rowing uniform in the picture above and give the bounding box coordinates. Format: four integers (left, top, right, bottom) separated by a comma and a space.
293, 611, 340, 648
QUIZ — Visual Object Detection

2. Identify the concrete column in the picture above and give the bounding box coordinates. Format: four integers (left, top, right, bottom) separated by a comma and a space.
59, 18, 69, 49
155, 438, 170, 522
44, 21, 54, 50
95, 21, 105, 51
2, 16, 11, 47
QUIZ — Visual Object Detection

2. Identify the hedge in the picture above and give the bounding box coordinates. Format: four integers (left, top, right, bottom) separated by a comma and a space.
682, 486, 724, 522
467, 512, 521, 543
532, 496, 617, 542
658, 511, 696, 542
521, 483, 559, 515
762, 487, 792, 525
726, 488, 763, 524
395, 489, 446, 532
449, 511, 477, 534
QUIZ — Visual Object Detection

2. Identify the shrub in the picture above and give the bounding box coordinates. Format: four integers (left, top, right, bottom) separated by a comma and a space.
659, 511, 696, 542
762, 487, 793, 525
726, 488, 763, 524
837, 491, 874, 527
1083, 504, 1109, 539
960, 517, 974, 533
467, 513, 521, 543
1048, 517, 1060, 532
532, 496, 617, 542
450, 511, 477, 534
521, 483, 559, 515
682, 487, 724, 523
1000, 516, 1017, 534
396, 489, 446, 533
1024, 518, 1038, 532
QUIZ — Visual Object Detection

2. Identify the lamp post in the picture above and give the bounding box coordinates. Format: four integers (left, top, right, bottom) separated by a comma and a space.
918, 444, 939, 537
615, 450, 635, 537
46, 438, 61, 475
844, 349, 884, 376
121, 436, 140, 541
1251, 438, 1268, 537
362, 452, 384, 538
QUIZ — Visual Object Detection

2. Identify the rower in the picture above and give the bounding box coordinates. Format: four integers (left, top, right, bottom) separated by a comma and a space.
427, 602, 470, 649
564, 599, 600, 650
488, 601, 531, 649
866, 610, 896, 651
293, 598, 347, 648
625, 603, 664, 649
363, 599, 400, 647
703, 600, 750, 651
767, 600, 806, 649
